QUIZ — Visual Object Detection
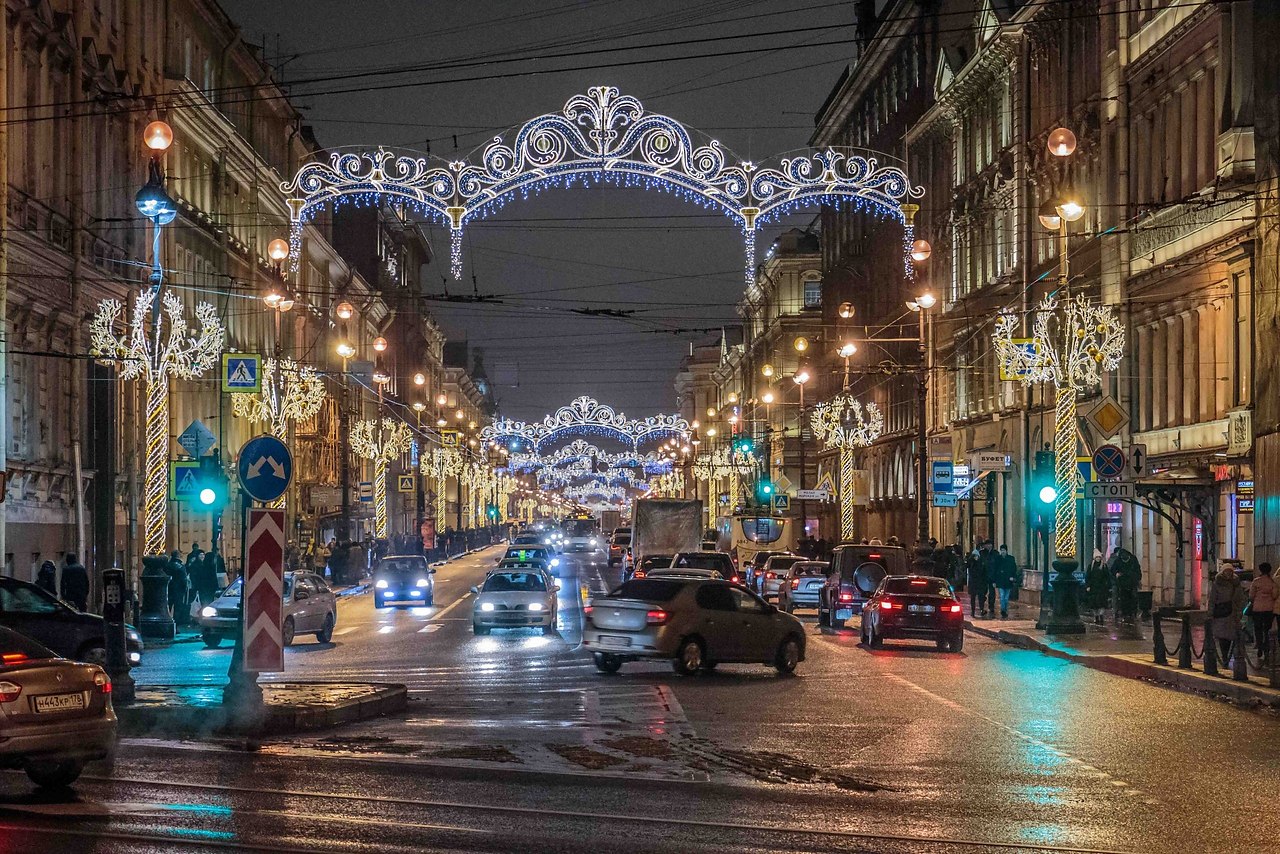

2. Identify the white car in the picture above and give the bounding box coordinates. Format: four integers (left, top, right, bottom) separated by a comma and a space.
198, 571, 337, 647
645, 567, 724, 581
471, 570, 558, 635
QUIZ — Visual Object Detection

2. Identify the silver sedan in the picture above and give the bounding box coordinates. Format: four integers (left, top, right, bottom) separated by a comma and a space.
472, 570, 558, 635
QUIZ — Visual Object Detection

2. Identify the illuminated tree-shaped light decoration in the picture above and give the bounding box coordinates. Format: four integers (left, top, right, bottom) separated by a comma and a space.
91, 292, 225, 556
809, 394, 883, 541
993, 295, 1123, 560
231, 358, 326, 439
351, 418, 413, 538
424, 446, 463, 529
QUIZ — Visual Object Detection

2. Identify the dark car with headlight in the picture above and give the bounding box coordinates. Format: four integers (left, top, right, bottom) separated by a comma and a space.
0, 577, 142, 667
374, 555, 437, 607
0, 626, 117, 788
861, 575, 965, 652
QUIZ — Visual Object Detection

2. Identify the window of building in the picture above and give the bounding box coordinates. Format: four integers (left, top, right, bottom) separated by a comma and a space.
803, 279, 821, 308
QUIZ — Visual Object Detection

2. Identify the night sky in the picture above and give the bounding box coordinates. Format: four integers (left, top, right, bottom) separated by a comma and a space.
221, 0, 860, 421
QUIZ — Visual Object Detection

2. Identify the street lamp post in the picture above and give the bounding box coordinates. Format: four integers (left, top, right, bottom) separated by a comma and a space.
792, 366, 810, 536
994, 126, 1123, 633
906, 291, 936, 551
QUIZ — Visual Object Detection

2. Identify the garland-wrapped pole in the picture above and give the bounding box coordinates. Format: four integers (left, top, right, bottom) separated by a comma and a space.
231, 358, 326, 510
809, 394, 883, 542
351, 418, 413, 540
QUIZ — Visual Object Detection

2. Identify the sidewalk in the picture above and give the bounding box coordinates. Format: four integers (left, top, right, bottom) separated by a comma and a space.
964, 599, 1280, 709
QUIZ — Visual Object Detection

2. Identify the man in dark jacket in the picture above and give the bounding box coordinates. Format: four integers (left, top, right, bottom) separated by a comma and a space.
189, 546, 220, 609
36, 561, 58, 597
993, 545, 1019, 619
966, 548, 988, 617
166, 550, 190, 625
60, 552, 90, 612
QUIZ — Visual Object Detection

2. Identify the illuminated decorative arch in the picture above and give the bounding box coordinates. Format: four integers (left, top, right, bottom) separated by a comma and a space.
507, 439, 672, 475
480, 395, 687, 454
283, 87, 924, 287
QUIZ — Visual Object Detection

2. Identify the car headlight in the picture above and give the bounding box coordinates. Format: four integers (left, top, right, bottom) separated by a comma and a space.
480, 602, 495, 612
200, 606, 217, 618
415, 578, 430, 587
375, 579, 389, 589
550, 558, 560, 567
128, 652, 141, 664
528, 602, 544, 611
126, 628, 142, 643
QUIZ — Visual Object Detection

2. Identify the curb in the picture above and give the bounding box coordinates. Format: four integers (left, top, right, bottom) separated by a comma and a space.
335, 582, 369, 598
117, 681, 408, 738
965, 619, 1280, 708
142, 633, 205, 649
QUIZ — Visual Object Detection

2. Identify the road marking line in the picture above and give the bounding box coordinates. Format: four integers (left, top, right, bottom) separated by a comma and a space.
331, 627, 358, 636
418, 624, 442, 633
433, 592, 473, 620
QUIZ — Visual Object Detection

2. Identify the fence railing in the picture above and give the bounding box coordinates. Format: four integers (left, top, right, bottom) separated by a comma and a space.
1153, 609, 1280, 689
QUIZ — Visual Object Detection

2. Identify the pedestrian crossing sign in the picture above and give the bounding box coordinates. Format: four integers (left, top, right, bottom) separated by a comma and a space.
397, 474, 415, 493
221, 353, 261, 393
168, 460, 201, 501
815, 471, 837, 496
772, 494, 791, 513
441, 430, 459, 447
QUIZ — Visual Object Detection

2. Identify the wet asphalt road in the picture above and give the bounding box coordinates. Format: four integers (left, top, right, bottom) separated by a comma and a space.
0, 546, 1275, 853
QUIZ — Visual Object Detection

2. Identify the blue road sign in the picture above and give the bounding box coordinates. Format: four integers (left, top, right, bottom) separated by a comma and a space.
222, 353, 261, 393
932, 460, 954, 493
772, 494, 791, 513
237, 434, 293, 503
169, 460, 201, 501
1092, 444, 1125, 480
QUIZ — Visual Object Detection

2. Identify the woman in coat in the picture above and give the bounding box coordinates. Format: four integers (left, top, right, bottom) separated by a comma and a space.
1083, 550, 1111, 625
1208, 564, 1246, 664
1248, 562, 1277, 660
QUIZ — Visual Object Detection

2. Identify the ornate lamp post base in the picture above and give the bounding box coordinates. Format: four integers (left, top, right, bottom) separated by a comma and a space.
1037, 556, 1087, 634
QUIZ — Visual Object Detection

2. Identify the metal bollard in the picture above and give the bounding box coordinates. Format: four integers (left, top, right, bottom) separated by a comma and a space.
1233, 625, 1249, 682
1204, 620, 1218, 675
1153, 612, 1168, 666
1270, 628, 1279, 690
1178, 616, 1193, 669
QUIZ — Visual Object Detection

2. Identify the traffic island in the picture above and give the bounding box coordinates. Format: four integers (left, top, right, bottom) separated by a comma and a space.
117, 681, 408, 738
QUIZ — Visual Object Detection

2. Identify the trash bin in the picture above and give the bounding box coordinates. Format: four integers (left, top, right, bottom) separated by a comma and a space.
1137, 590, 1154, 622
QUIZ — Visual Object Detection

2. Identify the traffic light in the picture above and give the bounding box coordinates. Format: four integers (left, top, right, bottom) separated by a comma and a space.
486, 504, 500, 521
194, 453, 229, 513
1032, 450, 1055, 527
732, 436, 755, 455
755, 477, 774, 504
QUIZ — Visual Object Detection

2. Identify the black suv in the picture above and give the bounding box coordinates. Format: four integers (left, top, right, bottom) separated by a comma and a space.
0, 576, 143, 665
817, 544, 911, 628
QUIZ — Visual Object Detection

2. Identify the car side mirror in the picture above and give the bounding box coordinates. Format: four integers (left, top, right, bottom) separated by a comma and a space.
295, 590, 308, 601
470, 585, 480, 594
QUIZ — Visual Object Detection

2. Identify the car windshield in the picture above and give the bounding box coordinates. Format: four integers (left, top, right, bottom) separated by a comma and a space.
882, 577, 952, 596
640, 555, 673, 569
739, 517, 783, 543
505, 548, 546, 561
767, 556, 803, 572
377, 557, 427, 575
563, 519, 597, 537
673, 554, 730, 570
610, 579, 686, 601
0, 626, 56, 662
223, 577, 293, 598
612, 535, 631, 545
482, 573, 547, 592
0, 582, 63, 614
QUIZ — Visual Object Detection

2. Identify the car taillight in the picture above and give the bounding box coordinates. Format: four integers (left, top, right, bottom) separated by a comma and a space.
0, 681, 21, 702
791, 579, 800, 589
947, 603, 962, 613
646, 609, 669, 625
838, 592, 854, 602
730, 575, 740, 583
1, 653, 28, 665
765, 571, 775, 579
94, 671, 112, 694
634, 570, 646, 578
881, 599, 897, 610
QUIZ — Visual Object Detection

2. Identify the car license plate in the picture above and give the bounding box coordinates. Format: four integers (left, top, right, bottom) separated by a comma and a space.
908, 604, 935, 613
836, 608, 853, 621
598, 635, 631, 648
34, 692, 85, 713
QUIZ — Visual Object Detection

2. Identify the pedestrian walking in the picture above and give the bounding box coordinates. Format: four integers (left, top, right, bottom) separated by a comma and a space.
978, 541, 998, 617
966, 548, 988, 617
166, 550, 190, 625
60, 552, 89, 612
35, 560, 57, 597
1248, 562, 1277, 661
994, 544, 1019, 619
1209, 563, 1245, 664
1083, 549, 1111, 625
189, 547, 219, 610
1110, 548, 1141, 623
187, 542, 204, 575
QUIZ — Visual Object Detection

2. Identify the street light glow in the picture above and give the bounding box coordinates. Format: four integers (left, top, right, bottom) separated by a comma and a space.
143, 120, 174, 152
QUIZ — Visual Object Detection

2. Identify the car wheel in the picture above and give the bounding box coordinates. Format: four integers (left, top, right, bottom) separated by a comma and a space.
594, 653, 622, 674
950, 631, 965, 653
25, 759, 83, 789
473, 624, 490, 636
201, 631, 222, 649
860, 621, 868, 645
868, 622, 883, 649
673, 637, 705, 676
774, 636, 801, 675
281, 616, 296, 647
316, 614, 335, 643
542, 623, 557, 636
77, 643, 107, 666
425, 591, 434, 606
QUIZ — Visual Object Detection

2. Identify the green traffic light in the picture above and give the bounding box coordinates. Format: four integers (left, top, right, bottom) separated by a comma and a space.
199, 487, 217, 506
1038, 485, 1058, 504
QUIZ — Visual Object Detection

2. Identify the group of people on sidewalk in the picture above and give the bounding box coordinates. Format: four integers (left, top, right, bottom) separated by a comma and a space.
163, 543, 228, 627
35, 553, 89, 611
1208, 561, 1278, 664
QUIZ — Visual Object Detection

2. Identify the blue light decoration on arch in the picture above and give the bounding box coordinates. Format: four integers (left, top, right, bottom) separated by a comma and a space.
282, 86, 925, 288
480, 396, 688, 456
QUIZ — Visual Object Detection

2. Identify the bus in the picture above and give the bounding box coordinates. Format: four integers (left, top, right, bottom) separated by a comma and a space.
561, 516, 602, 553
715, 512, 799, 569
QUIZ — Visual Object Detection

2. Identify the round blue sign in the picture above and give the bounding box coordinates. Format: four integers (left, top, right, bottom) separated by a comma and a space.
1092, 444, 1126, 480
237, 434, 293, 503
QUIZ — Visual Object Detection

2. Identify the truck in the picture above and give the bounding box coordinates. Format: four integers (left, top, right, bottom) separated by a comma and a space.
632, 498, 703, 566
599, 509, 622, 535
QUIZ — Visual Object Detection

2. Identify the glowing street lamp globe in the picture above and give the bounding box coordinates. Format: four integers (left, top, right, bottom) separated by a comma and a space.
267, 238, 290, 262
143, 120, 174, 152
134, 183, 176, 224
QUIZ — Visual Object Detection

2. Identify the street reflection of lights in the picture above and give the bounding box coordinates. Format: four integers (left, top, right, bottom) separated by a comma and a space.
378, 626, 395, 634
410, 607, 431, 616
523, 636, 552, 649
475, 638, 500, 653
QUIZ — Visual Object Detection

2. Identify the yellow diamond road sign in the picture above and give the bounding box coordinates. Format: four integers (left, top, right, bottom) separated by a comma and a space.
1085, 395, 1129, 439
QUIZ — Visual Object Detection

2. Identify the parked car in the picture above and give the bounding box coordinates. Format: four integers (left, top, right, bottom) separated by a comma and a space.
582, 578, 805, 676
861, 575, 965, 652
198, 571, 337, 647
608, 529, 632, 567
776, 560, 829, 613
0, 577, 142, 667
373, 555, 437, 607
0, 626, 116, 788
818, 544, 911, 627
471, 570, 557, 635
756, 554, 807, 599
670, 552, 740, 584
743, 551, 796, 591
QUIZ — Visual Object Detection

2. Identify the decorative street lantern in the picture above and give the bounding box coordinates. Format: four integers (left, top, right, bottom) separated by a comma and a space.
809, 393, 883, 541
350, 418, 413, 539
994, 294, 1123, 588
91, 292, 225, 556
